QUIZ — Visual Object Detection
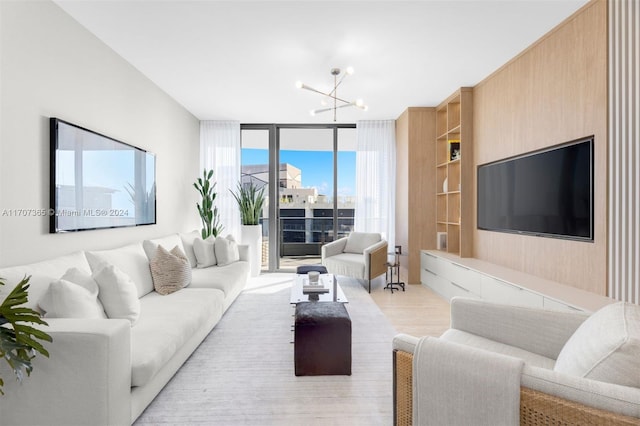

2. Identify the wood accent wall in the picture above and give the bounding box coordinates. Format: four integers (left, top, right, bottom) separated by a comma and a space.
608, 0, 640, 304
396, 107, 436, 283
472, 0, 608, 295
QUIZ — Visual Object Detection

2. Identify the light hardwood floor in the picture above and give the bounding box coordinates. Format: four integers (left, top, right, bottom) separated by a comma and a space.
369, 277, 451, 338
276, 257, 451, 337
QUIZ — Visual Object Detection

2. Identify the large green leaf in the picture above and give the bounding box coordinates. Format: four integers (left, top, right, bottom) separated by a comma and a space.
0, 276, 51, 395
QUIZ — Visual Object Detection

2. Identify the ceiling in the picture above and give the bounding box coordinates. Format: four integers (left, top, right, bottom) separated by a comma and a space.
54, 0, 588, 124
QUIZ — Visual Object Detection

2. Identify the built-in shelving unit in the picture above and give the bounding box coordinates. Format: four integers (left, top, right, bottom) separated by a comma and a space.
435, 88, 473, 257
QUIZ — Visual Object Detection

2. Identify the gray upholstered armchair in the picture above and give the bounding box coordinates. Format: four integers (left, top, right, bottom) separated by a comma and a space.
321, 232, 388, 293
393, 297, 640, 425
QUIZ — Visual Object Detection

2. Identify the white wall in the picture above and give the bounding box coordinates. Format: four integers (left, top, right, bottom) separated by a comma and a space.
0, 1, 200, 267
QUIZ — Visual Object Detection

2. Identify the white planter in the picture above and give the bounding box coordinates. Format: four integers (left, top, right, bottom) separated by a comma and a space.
241, 224, 262, 277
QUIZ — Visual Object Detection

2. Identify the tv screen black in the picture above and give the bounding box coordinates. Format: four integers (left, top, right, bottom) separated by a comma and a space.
50, 118, 156, 233
477, 137, 593, 241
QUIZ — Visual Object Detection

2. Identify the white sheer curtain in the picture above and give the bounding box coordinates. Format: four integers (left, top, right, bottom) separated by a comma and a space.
354, 120, 396, 249
200, 121, 241, 239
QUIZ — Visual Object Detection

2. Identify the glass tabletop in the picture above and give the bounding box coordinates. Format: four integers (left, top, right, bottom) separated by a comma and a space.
290, 274, 348, 304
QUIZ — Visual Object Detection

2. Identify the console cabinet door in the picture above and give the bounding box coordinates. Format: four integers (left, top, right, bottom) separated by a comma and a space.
480, 276, 543, 308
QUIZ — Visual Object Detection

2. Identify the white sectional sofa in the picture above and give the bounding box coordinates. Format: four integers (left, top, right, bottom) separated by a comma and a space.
0, 232, 250, 426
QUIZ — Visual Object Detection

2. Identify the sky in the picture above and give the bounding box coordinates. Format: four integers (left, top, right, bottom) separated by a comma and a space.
242, 148, 356, 197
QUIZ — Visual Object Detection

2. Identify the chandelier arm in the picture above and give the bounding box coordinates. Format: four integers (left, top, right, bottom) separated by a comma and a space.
300, 84, 332, 97
311, 102, 358, 115
302, 85, 352, 104
328, 72, 349, 97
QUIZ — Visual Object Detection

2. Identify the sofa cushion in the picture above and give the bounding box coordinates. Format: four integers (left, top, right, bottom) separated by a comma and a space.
322, 253, 365, 280
142, 234, 186, 261
0, 251, 91, 312
93, 264, 141, 326
86, 243, 154, 298
38, 268, 106, 319
131, 288, 224, 386
344, 232, 381, 254
179, 230, 200, 268
149, 246, 191, 295
190, 261, 249, 296
215, 235, 239, 266
441, 329, 556, 370
554, 302, 640, 388
193, 236, 217, 268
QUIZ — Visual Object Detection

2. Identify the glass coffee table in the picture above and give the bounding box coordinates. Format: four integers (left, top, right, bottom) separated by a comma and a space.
290, 274, 348, 304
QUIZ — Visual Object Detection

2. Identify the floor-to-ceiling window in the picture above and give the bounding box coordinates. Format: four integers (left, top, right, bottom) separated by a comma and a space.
241, 124, 355, 272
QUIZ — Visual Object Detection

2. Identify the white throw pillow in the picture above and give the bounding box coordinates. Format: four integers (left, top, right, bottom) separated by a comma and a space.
86, 243, 154, 298
38, 267, 107, 319
142, 234, 186, 261
344, 232, 381, 254
149, 245, 192, 295
214, 235, 240, 266
92, 264, 141, 326
193, 236, 217, 268
179, 230, 201, 268
554, 302, 640, 388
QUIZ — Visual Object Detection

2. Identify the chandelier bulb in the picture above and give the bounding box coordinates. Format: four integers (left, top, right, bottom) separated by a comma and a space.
355, 98, 364, 107
309, 109, 316, 116
346, 67, 354, 75
295, 81, 303, 89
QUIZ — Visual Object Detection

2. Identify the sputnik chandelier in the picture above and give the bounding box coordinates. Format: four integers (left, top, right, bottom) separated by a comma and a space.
295, 67, 368, 121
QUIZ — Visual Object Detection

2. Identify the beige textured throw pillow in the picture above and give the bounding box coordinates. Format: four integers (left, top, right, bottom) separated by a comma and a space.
214, 234, 240, 266
554, 302, 640, 388
149, 245, 192, 295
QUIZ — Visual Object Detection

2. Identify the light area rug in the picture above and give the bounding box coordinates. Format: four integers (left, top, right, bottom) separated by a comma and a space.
135, 273, 398, 425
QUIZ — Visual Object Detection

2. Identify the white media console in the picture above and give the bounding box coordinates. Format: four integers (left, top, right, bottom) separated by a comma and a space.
420, 250, 613, 313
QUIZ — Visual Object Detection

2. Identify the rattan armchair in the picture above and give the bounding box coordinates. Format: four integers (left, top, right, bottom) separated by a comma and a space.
392, 298, 640, 425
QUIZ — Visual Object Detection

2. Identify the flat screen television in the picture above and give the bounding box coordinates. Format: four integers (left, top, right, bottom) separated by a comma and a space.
477, 137, 593, 241
50, 118, 156, 233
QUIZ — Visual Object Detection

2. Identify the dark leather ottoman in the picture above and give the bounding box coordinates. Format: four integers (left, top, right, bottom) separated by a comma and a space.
294, 302, 351, 376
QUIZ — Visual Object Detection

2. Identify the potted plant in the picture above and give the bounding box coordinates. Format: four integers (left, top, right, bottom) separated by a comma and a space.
230, 181, 266, 277
0, 276, 52, 395
193, 169, 224, 239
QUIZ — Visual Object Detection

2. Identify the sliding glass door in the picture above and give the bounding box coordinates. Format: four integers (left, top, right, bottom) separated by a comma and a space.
241, 124, 355, 272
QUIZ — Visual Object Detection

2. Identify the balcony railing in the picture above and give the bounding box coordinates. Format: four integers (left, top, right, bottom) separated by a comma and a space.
257, 216, 354, 262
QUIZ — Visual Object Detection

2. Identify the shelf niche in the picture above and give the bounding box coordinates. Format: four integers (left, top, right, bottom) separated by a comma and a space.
434, 88, 473, 257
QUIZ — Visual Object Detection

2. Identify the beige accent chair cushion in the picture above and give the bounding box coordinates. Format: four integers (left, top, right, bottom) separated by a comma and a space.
343, 232, 382, 254
554, 302, 640, 388
149, 245, 192, 295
